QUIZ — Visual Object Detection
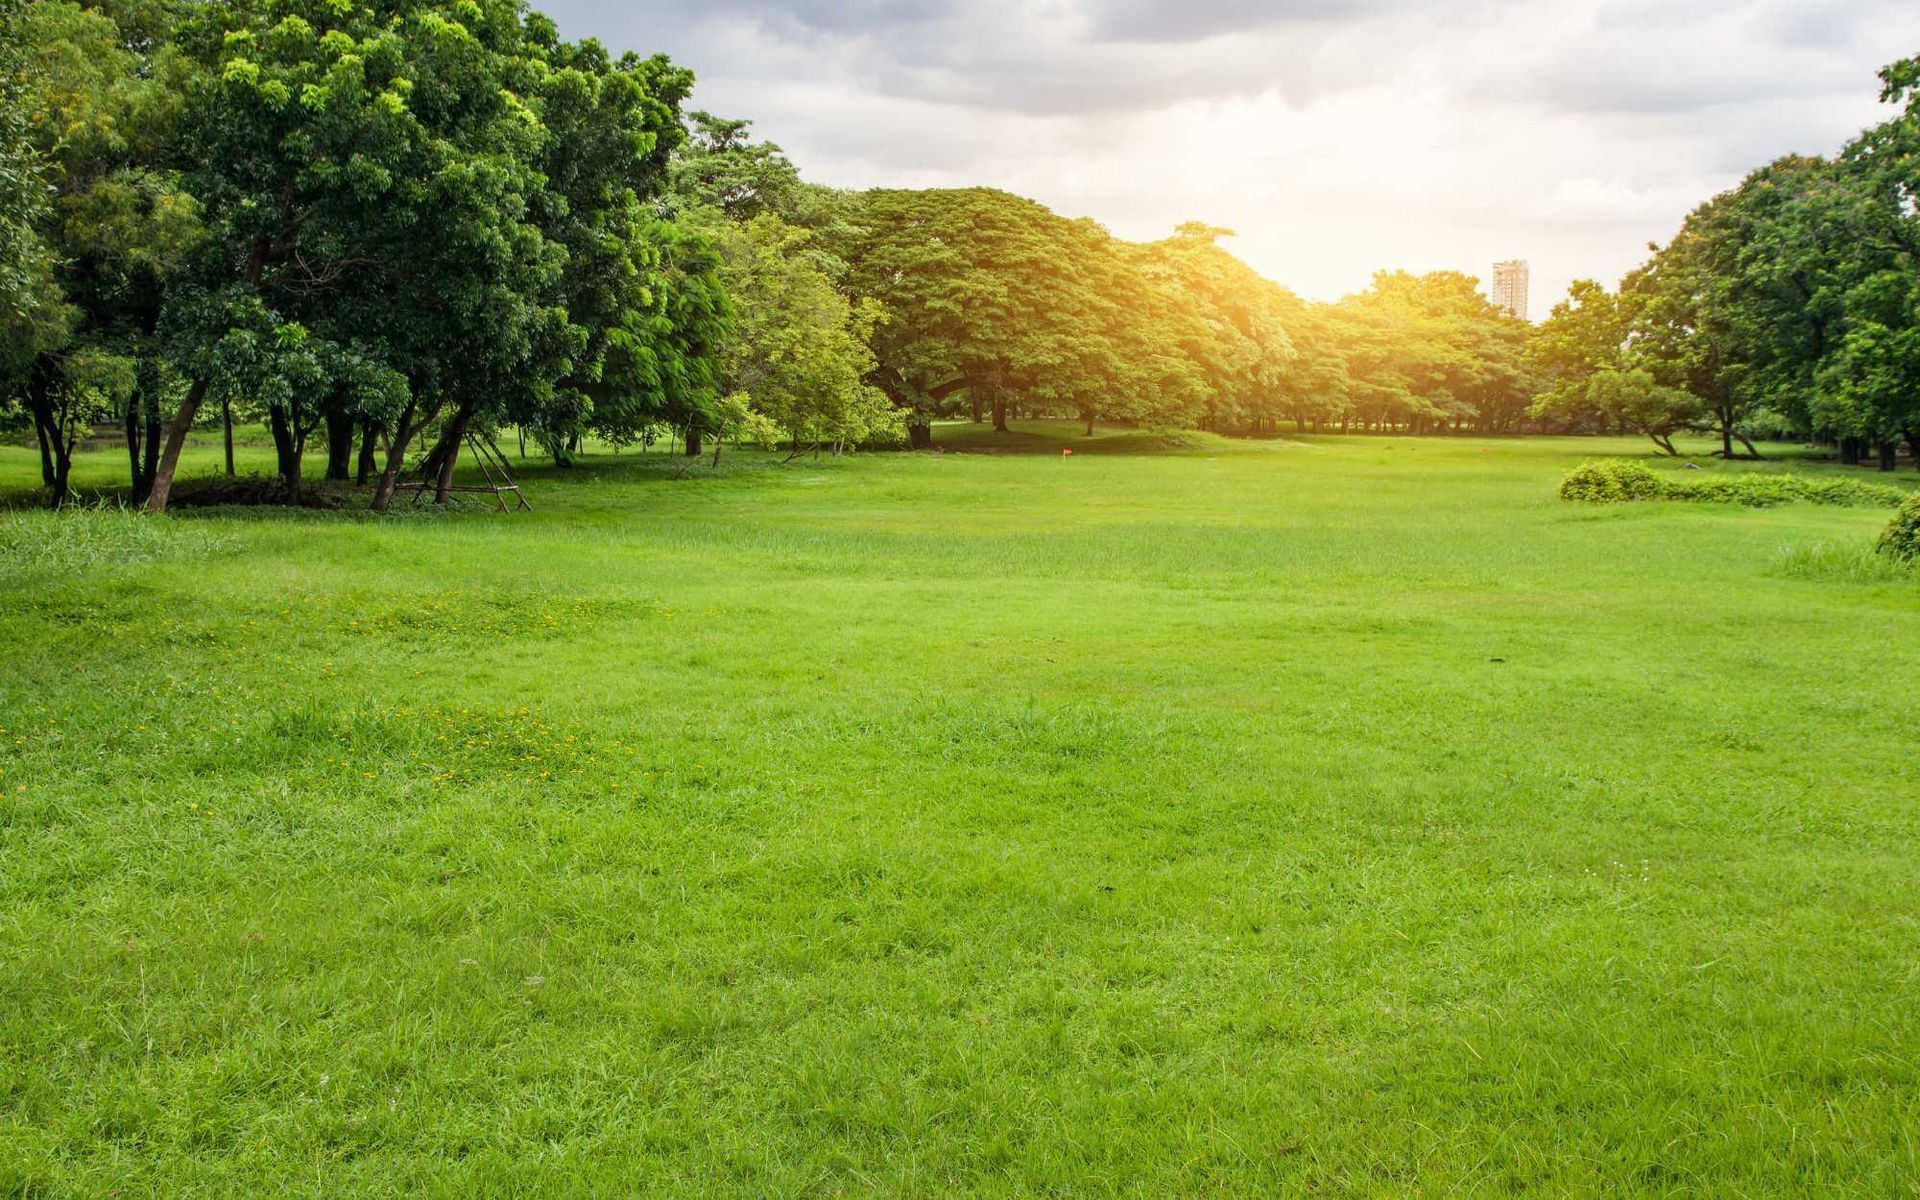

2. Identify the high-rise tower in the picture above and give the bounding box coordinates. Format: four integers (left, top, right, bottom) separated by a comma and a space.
1491, 260, 1530, 320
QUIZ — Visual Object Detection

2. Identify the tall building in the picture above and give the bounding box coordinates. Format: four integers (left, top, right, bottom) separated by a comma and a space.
1490, 259, 1530, 321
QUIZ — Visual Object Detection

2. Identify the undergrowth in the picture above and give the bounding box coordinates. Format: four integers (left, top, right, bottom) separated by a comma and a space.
1561, 460, 1910, 509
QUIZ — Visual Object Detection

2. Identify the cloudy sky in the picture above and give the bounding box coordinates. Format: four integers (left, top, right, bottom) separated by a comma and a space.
539, 0, 1920, 315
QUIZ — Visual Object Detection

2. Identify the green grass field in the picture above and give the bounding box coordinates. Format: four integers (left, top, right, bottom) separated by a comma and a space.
3, 424, 1918, 1195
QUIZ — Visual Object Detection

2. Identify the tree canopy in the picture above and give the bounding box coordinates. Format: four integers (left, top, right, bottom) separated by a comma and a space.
1537, 55, 1920, 465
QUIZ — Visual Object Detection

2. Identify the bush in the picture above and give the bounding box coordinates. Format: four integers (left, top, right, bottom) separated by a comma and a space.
1662, 474, 1806, 508
1560, 462, 1911, 510
1558, 460, 1663, 503
1807, 478, 1914, 508
1664, 474, 1908, 509
1877, 494, 1920, 561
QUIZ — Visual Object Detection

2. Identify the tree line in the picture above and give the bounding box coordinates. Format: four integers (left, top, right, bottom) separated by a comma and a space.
1530, 56, 1920, 467
4, 1, 1917, 512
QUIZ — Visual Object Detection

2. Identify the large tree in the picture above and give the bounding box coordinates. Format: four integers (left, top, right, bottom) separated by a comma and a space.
5, 0, 203, 504
142, 0, 635, 511
1123, 223, 1297, 434
1526, 279, 1698, 454
698, 212, 895, 454
1812, 55, 1920, 467
840, 188, 1203, 446
0, 0, 51, 325
1332, 271, 1530, 435
1621, 159, 1850, 460
507, 35, 715, 468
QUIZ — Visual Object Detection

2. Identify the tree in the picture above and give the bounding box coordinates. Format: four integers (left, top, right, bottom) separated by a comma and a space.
1623, 166, 1830, 460
144, 0, 599, 512
699, 213, 897, 454
666, 111, 897, 460
37, 346, 139, 503
840, 188, 1201, 445
1129, 222, 1293, 432
1332, 271, 1530, 435
669, 112, 803, 223
1, 280, 80, 497
623, 218, 729, 459
6, 0, 202, 503
0, 0, 52, 326
1578, 59, 1920, 466
1123, 224, 1295, 434
1528, 280, 1627, 428
1813, 55, 1920, 467
505, 37, 718, 469
1815, 271, 1920, 466
1270, 304, 1353, 433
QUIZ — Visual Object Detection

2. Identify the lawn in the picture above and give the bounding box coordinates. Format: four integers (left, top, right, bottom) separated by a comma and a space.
2, 424, 1917, 1195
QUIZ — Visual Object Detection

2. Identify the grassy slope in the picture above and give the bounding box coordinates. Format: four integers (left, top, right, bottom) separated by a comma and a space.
1, 425, 1917, 1195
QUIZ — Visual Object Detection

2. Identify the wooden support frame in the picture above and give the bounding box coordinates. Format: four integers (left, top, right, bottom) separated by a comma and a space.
390, 431, 531, 513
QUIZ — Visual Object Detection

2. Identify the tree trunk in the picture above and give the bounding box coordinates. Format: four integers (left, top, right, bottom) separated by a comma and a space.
28, 367, 57, 490
269, 407, 302, 498
427, 403, 478, 505
145, 378, 210, 514
417, 431, 451, 486
356, 419, 379, 486
1085, 415, 1095, 436
221, 396, 235, 476
1904, 429, 1920, 471
135, 376, 161, 503
1733, 432, 1761, 460
908, 421, 932, 450
992, 394, 1007, 433
372, 395, 431, 512
426, 404, 474, 505
49, 446, 73, 507
50, 423, 75, 508
971, 391, 983, 423
325, 409, 354, 481
30, 372, 76, 507
1877, 441, 1897, 472
435, 437, 460, 504
685, 426, 702, 457
125, 394, 143, 498
143, 378, 161, 484
1719, 413, 1733, 460
1840, 438, 1862, 466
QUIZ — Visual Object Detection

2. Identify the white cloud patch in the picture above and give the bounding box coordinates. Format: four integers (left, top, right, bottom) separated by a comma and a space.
542, 0, 1920, 311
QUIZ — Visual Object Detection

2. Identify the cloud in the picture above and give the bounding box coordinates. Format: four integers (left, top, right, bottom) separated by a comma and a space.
1470, 1, 1906, 117
1085, 0, 1403, 43
536, 0, 1920, 309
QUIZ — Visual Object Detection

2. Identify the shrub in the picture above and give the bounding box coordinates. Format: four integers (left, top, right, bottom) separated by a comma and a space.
1877, 494, 1920, 561
1560, 463, 1911, 510
1558, 460, 1663, 503
1665, 474, 1908, 509
1813, 478, 1914, 509
1662, 474, 1805, 508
